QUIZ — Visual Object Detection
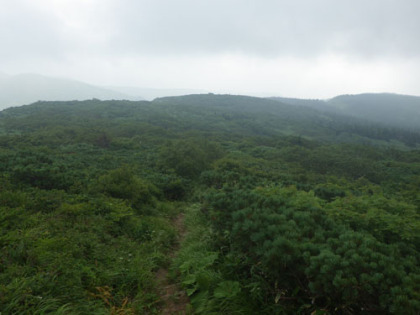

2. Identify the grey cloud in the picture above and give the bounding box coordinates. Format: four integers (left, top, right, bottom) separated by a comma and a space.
1, 0, 420, 98
0, 1, 66, 61
1, 0, 419, 63
109, 0, 420, 58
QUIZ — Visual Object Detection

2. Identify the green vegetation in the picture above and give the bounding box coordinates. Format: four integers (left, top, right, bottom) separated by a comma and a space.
0, 94, 419, 314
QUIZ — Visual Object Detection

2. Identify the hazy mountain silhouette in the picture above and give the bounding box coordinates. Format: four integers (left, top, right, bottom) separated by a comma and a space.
271, 93, 420, 130
0, 73, 138, 110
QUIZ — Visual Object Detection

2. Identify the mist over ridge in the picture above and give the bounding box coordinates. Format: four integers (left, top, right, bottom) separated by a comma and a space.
271, 93, 420, 130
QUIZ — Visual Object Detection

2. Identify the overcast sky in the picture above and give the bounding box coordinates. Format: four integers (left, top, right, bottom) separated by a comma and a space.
1, 0, 420, 98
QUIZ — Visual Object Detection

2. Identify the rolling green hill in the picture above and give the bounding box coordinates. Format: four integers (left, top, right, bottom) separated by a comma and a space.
2, 94, 420, 147
153, 93, 420, 147
1, 95, 419, 314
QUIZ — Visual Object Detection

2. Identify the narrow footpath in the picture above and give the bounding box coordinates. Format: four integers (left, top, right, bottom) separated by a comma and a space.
155, 213, 190, 314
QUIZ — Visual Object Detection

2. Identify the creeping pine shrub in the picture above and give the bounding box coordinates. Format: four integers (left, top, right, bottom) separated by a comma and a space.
97, 167, 158, 214
205, 186, 420, 313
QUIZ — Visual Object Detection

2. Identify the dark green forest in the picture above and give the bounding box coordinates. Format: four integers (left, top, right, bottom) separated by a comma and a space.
0, 94, 419, 314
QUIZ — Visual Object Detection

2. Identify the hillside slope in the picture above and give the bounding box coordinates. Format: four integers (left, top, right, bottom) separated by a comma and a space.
154, 94, 420, 147
271, 93, 420, 131
328, 93, 420, 130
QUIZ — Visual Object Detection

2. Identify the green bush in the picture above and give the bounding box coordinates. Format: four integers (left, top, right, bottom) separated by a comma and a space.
97, 167, 157, 213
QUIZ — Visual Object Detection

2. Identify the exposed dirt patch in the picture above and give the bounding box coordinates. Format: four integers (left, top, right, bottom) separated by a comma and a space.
156, 213, 190, 314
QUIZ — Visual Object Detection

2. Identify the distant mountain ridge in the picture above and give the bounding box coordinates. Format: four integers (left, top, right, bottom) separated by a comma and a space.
271, 93, 420, 131
0, 72, 211, 109
0, 73, 139, 110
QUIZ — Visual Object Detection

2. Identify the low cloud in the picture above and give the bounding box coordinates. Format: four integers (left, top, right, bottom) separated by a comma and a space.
1, 0, 419, 97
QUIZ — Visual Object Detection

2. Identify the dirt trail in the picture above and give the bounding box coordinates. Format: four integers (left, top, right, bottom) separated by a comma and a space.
156, 213, 189, 315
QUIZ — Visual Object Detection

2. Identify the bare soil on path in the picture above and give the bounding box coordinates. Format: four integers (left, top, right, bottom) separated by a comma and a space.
155, 213, 190, 314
